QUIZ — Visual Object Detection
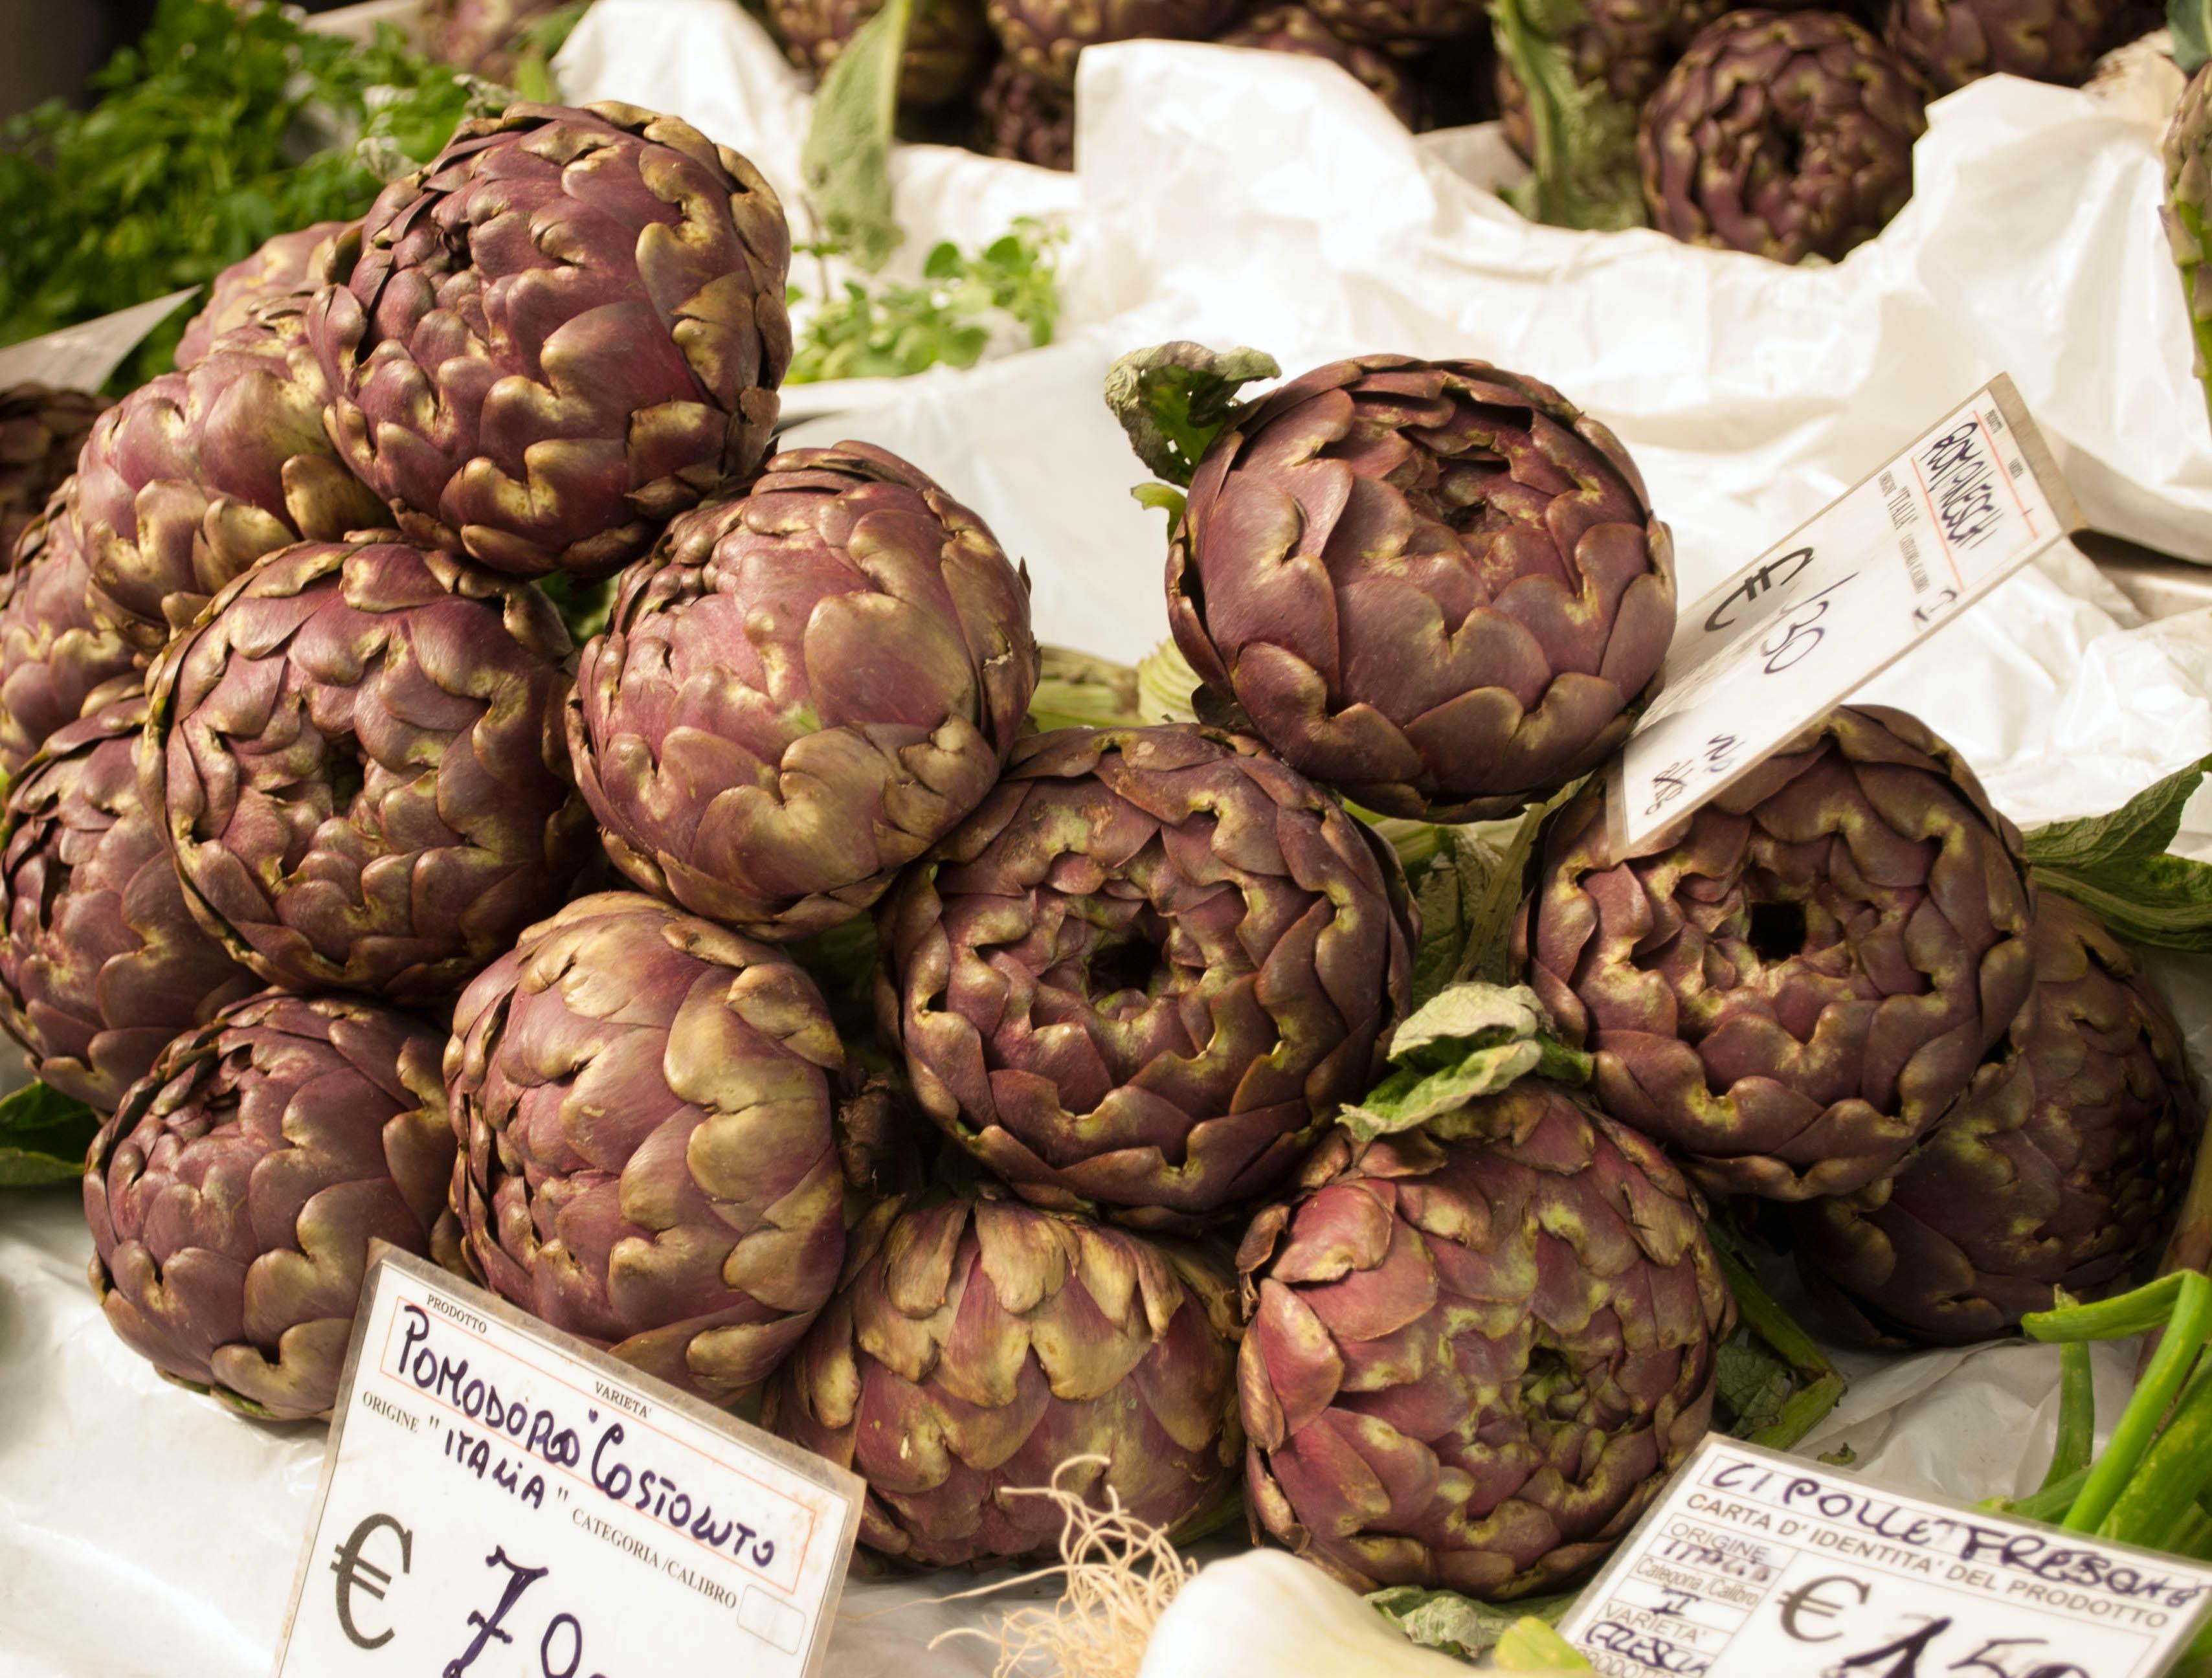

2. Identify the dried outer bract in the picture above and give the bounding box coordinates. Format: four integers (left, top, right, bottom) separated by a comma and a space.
1219, 5, 1426, 125
765, 1191, 1243, 1565
419, 0, 576, 77
987, 0, 1246, 90
1167, 356, 1674, 823
1304, 0, 1482, 50
976, 60, 1077, 170
1517, 705, 2037, 1202
878, 723, 1416, 1226
84, 990, 457, 1421
1793, 894, 2198, 1344
446, 891, 847, 1406
309, 101, 794, 579
144, 537, 592, 1005
773, 0, 994, 106
570, 442, 1038, 939
0, 489, 144, 777
0, 691, 258, 1112
1239, 1080, 1733, 1598
173, 221, 352, 370
1638, 9, 1927, 264
2165, 63, 2212, 421
1884, 0, 2117, 93
74, 296, 387, 653
0, 385, 109, 561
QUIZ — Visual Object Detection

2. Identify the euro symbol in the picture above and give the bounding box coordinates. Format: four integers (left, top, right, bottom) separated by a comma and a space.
331, 1512, 413, 1651
1780, 1574, 1868, 1643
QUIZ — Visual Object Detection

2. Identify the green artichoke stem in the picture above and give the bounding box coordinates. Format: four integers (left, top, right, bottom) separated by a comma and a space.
2040, 1337, 2096, 1493
2095, 1360, 2212, 1549
1708, 1233, 1846, 1449
2026, 1271, 2194, 1342
1990, 1466, 2088, 1524
2062, 1272, 2212, 1532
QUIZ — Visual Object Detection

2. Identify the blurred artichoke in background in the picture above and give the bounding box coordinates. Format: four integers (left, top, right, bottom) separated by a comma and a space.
1884, 0, 2117, 92
172, 221, 351, 370
74, 297, 386, 653
2165, 63, 2212, 434
309, 102, 792, 578
1639, 10, 1926, 263
1793, 894, 2197, 1343
1495, 0, 1726, 161
766, 1191, 1242, 1563
976, 60, 1077, 168
1220, 6, 1426, 124
571, 442, 1038, 939
0, 491, 144, 776
1304, 0, 1482, 50
878, 724, 1414, 1225
1167, 356, 1673, 822
1519, 706, 2036, 1201
1, 385, 109, 561
1240, 1080, 1732, 1596
145, 537, 590, 1004
85, 991, 456, 1421
419, 0, 586, 78
447, 892, 847, 1406
774, 0, 994, 104
0, 693, 258, 1113
987, 0, 1245, 89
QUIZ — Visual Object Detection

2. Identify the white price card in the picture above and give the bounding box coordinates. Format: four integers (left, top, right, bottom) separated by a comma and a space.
1556, 1437, 2212, 1678
0, 289, 199, 391
1608, 375, 2082, 856
271, 1247, 863, 1678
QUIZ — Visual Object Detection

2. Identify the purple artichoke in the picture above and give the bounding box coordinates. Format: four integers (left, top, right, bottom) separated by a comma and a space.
1495, 0, 1728, 161
772, 0, 993, 105
1304, 0, 1482, 50
1793, 894, 2198, 1344
987, 0, 1246, 89
1638, 9, 1927, 264
570, 442, 1038, 940
1, 385, 109, 561
1519, 706, 2037, 1202
1166, 355, 1675, 822
74, 296, 387, 653
144, 536, 592, 1005
976, 60, 1077, 170
84, 990, 458, 1421
1239, 1080, 1733, 1596
173, 221, 352, 370
1219, 6, 1426, 125
1884, 0, 2119, 93
446, 891, 847, 1407
309, 102, 794, 579
0, 691, 258, 1113
878, 723, 1415, 1227
0, 491, 144, 777
765, 1191, 1242, 1564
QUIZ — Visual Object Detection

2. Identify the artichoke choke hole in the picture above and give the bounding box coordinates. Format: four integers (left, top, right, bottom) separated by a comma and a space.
1745, 899, 1809, 965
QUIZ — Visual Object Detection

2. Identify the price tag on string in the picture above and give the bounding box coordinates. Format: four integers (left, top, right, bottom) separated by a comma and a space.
270, 1248, 862, 1678
0, 289, 199, 391
1556, 1437, 2212, 1678
1607, 374, 2083, 856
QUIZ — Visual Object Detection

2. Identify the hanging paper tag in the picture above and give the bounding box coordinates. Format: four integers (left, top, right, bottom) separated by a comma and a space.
1556, 1437, 2212, 1678
0, 290, 199, 391
270, 1247, 862, 1678
1607, 375, 2082, 856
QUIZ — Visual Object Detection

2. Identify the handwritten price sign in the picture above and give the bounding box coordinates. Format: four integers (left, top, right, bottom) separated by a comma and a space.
1607, 375, 2082, 855
271, 1249, 861, 1678
1558, 1438, 2212, 1678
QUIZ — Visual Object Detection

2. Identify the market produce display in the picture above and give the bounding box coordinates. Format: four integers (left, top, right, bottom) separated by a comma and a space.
774, 0, 996, 102
84, 990, 457, 1421
2167, 47, 2212, 427
1886, 0, 2120, 93
765, 1191, 1244, 1563
0, 386, 107, 560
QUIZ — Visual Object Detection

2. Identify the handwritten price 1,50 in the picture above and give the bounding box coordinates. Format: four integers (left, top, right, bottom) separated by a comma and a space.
1756, 576, 1856, 675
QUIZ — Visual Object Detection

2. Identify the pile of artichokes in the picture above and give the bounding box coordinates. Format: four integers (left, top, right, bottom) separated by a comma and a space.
12, 85, 2196, 1618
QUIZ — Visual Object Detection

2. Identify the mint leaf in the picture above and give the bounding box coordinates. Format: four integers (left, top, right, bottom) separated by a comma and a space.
1103, 342, 1280, 487
799, 0, 910, 272
0, 1081, 100, 1188
2024, 757, 2212, 950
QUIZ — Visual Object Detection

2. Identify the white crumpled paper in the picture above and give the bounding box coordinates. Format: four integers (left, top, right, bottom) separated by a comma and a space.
6, 10, 2212, 1675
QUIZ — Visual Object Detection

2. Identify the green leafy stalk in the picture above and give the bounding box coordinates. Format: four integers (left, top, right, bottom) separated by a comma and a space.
0, 1082, 101, 1188
2099, 1361, 2212, 1549
1102, 341, 1280, 487
1488, 0, 1648, 232
1708, 1227, 1848, 1449
1397, 797, 1559, 1007
799, 0, 910, 271
2026, 1270, 2194, 1341
2022, 757, 2212, 950
2042, 1338, 2097, 1491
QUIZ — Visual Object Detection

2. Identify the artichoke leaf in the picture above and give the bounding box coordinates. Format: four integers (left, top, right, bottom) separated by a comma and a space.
1706, 1224, 1847, 1449
1337, 981, 1592, 1142
1490, 0, 1648, 233
1367, 1585, 1584, 1664
1104, 342, 1282, 487
2174, 0, 2211, 76
0, 1081, 99, 1189
800, 0, 910, 271
2025, 755, 2212, 950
